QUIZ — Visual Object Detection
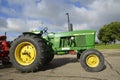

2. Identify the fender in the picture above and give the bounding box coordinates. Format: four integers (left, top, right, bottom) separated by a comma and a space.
23, 32, 42, 36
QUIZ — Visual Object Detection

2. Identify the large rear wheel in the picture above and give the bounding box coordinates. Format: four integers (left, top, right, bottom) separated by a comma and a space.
10, 34, 47, 72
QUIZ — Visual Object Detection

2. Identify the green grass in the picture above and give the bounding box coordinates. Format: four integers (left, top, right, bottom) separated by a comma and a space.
95, 44, 120, 49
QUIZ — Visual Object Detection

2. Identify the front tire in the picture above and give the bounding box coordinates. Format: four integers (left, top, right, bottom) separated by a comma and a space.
10, 34, 47, 72
80, 49, 105, 72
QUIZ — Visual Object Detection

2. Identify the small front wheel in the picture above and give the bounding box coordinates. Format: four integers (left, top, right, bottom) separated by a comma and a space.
80, 49, 105, 72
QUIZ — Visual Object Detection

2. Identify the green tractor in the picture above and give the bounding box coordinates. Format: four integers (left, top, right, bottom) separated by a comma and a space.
9, 27, 105, 72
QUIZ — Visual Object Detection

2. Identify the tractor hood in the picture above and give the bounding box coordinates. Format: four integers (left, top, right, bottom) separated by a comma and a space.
53, 30, 96, 37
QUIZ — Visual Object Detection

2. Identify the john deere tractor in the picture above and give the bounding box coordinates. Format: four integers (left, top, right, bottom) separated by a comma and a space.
10, 27, 105, 72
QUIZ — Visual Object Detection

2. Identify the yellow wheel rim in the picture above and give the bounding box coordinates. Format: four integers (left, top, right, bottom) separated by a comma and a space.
15, 42, 36, 66
86, 54, 99, 68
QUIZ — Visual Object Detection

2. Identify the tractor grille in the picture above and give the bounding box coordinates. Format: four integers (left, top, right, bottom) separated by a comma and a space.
75, 35, 86, 47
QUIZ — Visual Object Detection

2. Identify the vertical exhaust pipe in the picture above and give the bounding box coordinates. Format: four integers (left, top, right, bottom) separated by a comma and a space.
66, 13, 73, 31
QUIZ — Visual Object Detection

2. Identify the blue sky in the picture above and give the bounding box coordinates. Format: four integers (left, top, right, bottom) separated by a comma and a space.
0, 0, 120, 41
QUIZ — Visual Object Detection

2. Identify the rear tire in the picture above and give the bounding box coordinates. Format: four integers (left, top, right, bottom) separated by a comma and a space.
44, 44, 54, 65
10, 34, 47, 72
80, 49, 105, 72
44, 53, 54, 65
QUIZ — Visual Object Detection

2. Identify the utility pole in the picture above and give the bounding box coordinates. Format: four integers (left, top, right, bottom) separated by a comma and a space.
66, 13, 73, 31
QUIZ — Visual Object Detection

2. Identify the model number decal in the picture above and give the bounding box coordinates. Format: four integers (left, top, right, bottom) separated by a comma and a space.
62, 47, 70, 50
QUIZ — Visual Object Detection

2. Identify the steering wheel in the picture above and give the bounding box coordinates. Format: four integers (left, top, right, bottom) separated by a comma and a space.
43, 27, 48, 34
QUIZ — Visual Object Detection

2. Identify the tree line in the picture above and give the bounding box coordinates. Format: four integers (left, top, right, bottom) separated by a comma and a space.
98, 22, 120, 44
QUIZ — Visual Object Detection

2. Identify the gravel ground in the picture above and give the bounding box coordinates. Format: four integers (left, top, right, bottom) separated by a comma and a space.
0, 49, 120, 80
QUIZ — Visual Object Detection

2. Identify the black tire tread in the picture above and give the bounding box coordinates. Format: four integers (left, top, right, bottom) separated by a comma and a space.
10, 34, 47, 72
80, 49, 105, 72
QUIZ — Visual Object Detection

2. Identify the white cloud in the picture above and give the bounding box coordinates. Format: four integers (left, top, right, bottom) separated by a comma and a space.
26, 20, 43, 31
0, 0, 120, 40
22, 0, 120, 31
1, 7, 18, 16
23, 0, 68, 23
70, 0, 95, 5
0, 17, 8, 28
6, 18, 65, 33
7, 18, 28, 32
89, 0, 120, 27
69, 0, 120, 30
